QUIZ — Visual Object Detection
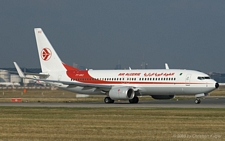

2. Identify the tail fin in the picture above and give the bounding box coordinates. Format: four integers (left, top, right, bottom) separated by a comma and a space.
34, 28, 73, 73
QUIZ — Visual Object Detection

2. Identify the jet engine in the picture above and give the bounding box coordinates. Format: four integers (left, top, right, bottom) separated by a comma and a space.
109, 87, 135, 100
151, 95, 174, 100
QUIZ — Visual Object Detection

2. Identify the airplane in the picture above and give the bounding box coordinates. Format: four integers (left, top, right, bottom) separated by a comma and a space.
0, 82, 20, 87
14, 28, 219, 104
32, 76, 46, 86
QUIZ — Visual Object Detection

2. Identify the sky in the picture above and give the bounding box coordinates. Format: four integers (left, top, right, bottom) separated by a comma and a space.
0, 0, 225, 72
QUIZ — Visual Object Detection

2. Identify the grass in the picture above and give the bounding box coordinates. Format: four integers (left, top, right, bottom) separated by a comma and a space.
0, 107, 224, 141
0, 88, 224, 140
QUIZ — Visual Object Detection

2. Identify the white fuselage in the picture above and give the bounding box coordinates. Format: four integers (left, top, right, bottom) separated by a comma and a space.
49, 69, 217, 96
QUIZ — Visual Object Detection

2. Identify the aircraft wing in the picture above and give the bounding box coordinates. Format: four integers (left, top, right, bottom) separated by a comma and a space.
34, 78, 112, 91
33, 78, 142, 94
14, 62, 25, 78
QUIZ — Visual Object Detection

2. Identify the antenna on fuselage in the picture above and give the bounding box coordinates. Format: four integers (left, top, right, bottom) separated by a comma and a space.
165, 63, 169, 69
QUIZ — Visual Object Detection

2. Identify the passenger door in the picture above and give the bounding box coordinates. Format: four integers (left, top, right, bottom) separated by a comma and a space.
185, 74, 191, 86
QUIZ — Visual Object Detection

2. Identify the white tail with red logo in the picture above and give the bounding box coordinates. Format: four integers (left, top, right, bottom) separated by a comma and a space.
34, 28, 66, 73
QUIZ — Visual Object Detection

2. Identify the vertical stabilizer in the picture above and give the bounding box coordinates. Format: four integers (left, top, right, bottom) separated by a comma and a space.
34, 28, 66, 72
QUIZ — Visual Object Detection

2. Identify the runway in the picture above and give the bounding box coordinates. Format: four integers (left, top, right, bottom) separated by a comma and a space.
0, 97, 224, 108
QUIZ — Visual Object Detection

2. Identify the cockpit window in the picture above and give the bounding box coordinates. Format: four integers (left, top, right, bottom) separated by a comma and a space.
197, 76, 210, 80
198, 77, 203, 80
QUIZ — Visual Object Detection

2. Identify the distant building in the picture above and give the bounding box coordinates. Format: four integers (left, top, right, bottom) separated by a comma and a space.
115, 61, 122, 70
0, 68, 41, 86
72, 62, 86, 70
73, 63, 78, 68
141, 62, 148, 69
0, 70, 10, 82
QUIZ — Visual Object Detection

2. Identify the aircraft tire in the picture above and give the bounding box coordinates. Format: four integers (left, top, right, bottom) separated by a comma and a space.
129, 96, 139, 104
195, 99, 201, 104
104, 97, 114, 103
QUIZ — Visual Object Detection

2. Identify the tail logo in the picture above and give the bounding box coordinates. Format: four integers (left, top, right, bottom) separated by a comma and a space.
41, 48, 52, 61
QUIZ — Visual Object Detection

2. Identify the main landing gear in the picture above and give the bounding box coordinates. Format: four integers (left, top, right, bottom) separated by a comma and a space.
129, 96, 139, 104
104, 96, 139, 104
195, 98, 201, 104
104, 97, 114, 103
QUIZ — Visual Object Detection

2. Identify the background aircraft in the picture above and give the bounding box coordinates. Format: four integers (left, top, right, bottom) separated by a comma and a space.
0, 82, 20, 87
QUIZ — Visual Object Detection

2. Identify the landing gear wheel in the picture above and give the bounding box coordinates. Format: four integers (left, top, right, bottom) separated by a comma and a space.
195, 98, 201, 104
129, 96, 139, 104
104, 97, 114, 104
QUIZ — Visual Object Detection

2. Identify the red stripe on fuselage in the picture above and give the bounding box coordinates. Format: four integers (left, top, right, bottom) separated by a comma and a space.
63, 64, 207, 85
66, 71, 206, 85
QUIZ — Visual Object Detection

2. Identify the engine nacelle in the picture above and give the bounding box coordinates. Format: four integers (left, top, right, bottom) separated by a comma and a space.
151, 95, 174, 100
109, 87, 135, 100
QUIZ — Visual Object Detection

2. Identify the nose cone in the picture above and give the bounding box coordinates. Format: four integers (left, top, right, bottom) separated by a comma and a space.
215, 83, 219, 89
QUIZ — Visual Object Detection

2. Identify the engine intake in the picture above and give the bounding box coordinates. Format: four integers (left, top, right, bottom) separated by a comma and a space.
109, 87, 135, 100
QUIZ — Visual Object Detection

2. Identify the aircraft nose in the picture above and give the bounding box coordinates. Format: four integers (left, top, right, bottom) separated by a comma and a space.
215, 83, 219, 89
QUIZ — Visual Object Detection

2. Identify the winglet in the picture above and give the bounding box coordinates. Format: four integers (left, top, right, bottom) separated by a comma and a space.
165, 63, 169, 69
13, 62, 25, 78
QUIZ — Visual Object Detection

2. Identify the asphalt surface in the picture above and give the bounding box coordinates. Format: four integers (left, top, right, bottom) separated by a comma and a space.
0, 97, 224, 108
